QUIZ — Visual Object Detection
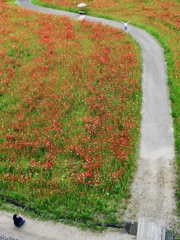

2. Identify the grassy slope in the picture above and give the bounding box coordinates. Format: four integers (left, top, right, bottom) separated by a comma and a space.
0, 0, 142, 224
31, 0, 180, 217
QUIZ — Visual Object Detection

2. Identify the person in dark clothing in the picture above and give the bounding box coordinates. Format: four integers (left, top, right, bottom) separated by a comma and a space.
13, 211, 25, 227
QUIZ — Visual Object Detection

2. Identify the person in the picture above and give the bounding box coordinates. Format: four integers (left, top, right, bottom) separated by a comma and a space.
13, 211, 25, 227
123, 21, 130, 33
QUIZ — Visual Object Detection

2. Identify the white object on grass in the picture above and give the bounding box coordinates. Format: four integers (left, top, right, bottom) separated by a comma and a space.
77, 3, 87, 8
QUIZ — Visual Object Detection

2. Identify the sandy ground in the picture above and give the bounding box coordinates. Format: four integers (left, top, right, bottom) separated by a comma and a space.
1, 1, 179, 239
0, 210, 136, 240
124, 24, 179, 233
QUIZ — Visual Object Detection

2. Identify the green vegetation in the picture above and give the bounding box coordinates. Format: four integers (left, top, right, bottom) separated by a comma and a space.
0, 0, 142, 225
30, 0, 180, 219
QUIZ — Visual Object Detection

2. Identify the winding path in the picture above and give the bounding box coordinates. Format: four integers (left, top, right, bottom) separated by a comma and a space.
0, 1, 177, 239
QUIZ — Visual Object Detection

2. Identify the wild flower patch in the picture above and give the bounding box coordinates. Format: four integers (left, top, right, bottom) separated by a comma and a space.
32, 0, 180, 218
0, 1, 141, 222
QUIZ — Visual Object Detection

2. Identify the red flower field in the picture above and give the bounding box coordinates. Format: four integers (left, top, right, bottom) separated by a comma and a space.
0, 0, 141, 222
31, 0, 180, 219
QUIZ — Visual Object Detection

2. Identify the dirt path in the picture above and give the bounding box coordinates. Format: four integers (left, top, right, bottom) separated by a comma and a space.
123, 25, 177, 229
0, 210, 136, 240
0, 0, 178, 239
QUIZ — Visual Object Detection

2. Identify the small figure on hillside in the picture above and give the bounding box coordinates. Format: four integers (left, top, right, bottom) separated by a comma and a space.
13, 211, 25, 227
123, 21, 130, 33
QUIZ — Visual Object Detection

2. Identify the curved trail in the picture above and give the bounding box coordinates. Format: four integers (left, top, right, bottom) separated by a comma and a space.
0, 1, 177, 239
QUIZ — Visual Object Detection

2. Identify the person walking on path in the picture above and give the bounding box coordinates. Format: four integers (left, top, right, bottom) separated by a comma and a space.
13, 211, 25, 227
123, 21, 130, 33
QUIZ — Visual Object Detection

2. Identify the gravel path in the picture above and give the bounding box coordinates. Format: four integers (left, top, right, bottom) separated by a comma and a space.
0, 0, 178, 239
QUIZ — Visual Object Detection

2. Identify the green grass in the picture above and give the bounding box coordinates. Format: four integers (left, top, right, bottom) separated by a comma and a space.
4, 0, 180, 232
28, 0, 180, 221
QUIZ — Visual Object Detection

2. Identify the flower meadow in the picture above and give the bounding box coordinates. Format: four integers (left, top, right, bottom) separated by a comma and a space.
0, 1, 142, 223
32, 0, 180, 219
